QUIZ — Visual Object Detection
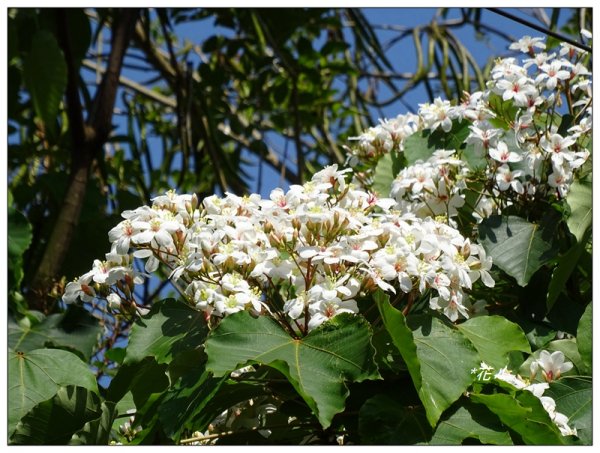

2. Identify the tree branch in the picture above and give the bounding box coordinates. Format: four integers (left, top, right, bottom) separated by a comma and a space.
28, 8, 140, 309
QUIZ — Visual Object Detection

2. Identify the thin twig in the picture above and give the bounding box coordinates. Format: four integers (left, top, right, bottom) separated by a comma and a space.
487, 8, 592, 53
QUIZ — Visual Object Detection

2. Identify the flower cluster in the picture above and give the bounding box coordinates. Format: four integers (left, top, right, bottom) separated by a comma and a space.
491, 350, 577, 437
390, 149, 469, 219
64, 165, 494, 328
348, 113, 419, 162
349, 33, 591, 221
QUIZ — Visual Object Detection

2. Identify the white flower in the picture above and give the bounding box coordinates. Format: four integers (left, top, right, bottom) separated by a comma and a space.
489, 141, 523, 163
307, 298, 358, 331
540, 133, 577, 167
419, 97, 456, 132
581, 28, 592, 40
496, 77, 538, 107
63, 275, 96, 304
495, 164, 524, 194
466, 123, 500, 154
509, 36, 546, 53
547, 169, 572, 198
532, 350, 573, 382
429, 290, 469, 322
466, 244, 495, 288
535, 60, 571, 91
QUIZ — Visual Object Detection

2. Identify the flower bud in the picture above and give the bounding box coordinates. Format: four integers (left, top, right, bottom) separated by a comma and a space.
107, 293, 122, 311
292, 217, 301, 231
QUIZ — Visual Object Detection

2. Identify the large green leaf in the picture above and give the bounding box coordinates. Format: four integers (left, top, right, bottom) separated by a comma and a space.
69, 401, 117, 445
125, 298, 208, 365
566, 175, 592, 243
376, 293, 479, 426
10, 386, 102, 445
457, 316, 530, 369
8, 349, 98, 438
358, 394, 432, 445
372, 150, 403, 197
478, 215, 558, 286
576, 304, 592, 371
205, 311, 380, 428
471, 391, 565, 445
8, 306, 101, 361
22, 30, 67, 136
545, 376, 592, 445
429, 399, 513, 445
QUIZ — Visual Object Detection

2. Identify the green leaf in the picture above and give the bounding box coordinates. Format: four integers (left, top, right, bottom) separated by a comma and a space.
457, 316, 531, 369
545, 377, 592, 445
125, 298, 208, 365
566, 175, 592, 243
7, 202, 32, 289
471, 391, 565, 445
158, 361, 227, 441
10, 386, 103, 445
429, 399, 513, 445
205, 311, 380, 428
428, 120, 470, 151
107, 357, 169, 408
358, 394, 432, 445
8, 349, 98, 438
372, 150, 403, 197
478, 215, 558, 287
487, 93, 519, 130
69, 401, 117, 445
546, 229, 591, 310
461, 144, 487, 170
576, 304, 592, 371
8, 306, 101, 361
22, 30, 67, 137
403, 130, 435, 165
376, 293, 478, 426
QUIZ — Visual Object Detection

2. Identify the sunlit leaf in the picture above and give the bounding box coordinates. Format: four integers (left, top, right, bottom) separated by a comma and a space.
576, 304, 592, 371
545, 376, 592, 445
205, 311, 380, 428
566, 175, 592, 243
372, 150, 403, 197
457, 316, 530, 369
8, 349, 98, 438
478, 215, 558, 286
471, 391, 565, 445
125, 298, 208, 365
376, 292, 478, 426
